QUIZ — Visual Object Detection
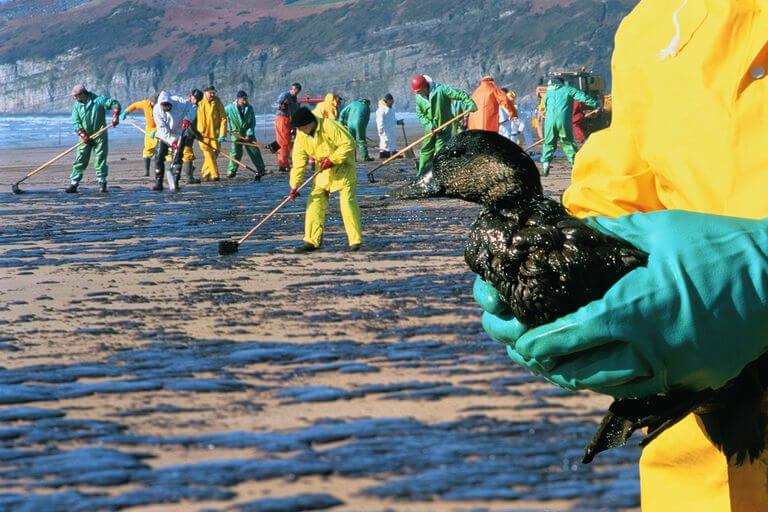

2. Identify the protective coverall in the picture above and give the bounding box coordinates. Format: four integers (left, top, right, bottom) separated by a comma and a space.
467, 77, 516, 132
313, 93, 340, 120
376, 99, 397, 153
124, 99, 157, 175
225, 100, 265, 177
290, 118, 361, 248
273, 90, 299, 169
480, 1, 768, 509
339, 99, 371, 161
152, 91, 197, 189
70, 92, 121, 185
415, 82, 476, 176
196, 96, 227, 180
540, 81, 597, 167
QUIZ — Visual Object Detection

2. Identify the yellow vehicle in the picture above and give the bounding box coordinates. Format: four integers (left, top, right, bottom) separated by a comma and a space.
533, 68, 612, 139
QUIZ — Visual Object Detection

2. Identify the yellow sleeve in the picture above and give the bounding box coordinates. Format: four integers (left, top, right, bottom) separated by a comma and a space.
289, 134, 309, 188
125, 100, 144, 114
325, 120, 355, 165
563, 9, 664, 219
217, 102, 227, 138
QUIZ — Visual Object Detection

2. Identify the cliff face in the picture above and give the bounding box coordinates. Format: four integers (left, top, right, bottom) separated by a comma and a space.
0, 0, 638, 114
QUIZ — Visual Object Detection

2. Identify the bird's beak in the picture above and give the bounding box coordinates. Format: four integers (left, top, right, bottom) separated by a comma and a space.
389, 169, 446, 200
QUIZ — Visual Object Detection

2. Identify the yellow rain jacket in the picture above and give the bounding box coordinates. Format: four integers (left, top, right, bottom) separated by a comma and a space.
196, 96, 227, 179
564, 2, 768, 510
290, 118, 361, 247
313, 93, 340, 120
125, 99, 157, 158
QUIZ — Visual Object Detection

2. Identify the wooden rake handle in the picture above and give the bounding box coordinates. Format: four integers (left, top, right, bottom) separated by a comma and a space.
237, 168, 323, 245
367, 111, 470, 180
17, 125, 111, 185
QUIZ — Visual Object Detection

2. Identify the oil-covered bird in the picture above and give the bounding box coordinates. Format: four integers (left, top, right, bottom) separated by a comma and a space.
393, 129, 768, 464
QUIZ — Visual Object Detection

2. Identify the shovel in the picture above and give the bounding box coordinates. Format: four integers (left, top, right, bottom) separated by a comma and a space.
399, 123, 417, 159
11, 125, 110, 194
367, 111, 469, 183
218, 167, 323, 255
125, 119, 184, 190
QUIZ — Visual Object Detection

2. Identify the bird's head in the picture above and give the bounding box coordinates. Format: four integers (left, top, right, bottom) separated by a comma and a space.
393, 130, 543, 209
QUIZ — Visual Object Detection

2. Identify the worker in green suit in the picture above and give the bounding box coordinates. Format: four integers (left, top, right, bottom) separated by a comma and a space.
225, 90, 266, 179
540, 76, 598, 176
339, 98, 373, 162
67, 84, 121, 193
411, 74, 476, 177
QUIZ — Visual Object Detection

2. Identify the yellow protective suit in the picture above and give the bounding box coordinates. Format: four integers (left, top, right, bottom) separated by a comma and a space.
563, 2, 768, 510
196, 96, 227, 179
125, 99, 157, 158
313, 93, 340, 120
289, 118, 362, 248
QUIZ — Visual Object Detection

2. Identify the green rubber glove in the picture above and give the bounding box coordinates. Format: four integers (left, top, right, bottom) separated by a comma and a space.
475, 210, 768, 399
119, 111, 128, 121
149, 131, 156, 139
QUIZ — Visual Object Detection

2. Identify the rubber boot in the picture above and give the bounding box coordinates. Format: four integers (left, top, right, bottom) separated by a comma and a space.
151, 170, 163, 191
65, 182, 78, 193
173, 166, 182, 191
98, 180, 108, 194
143, 157, 151, 177
184, 162, 201, 184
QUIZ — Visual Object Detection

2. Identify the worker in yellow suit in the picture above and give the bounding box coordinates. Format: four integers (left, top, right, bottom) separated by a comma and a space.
196, 85, 227, 181
474, 1, 768, 510
287, 107, 362, 253
313, 93, 341, 120
120, 93, 158, 176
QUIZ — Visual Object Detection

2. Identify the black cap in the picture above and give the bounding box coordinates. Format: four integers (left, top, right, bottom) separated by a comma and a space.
190, 89, 203, 102
384, 93, 394, 102
204, 85, 216, 92
291, 107, 316, 128
237, 90, 248, 99
291, 82, 302, 92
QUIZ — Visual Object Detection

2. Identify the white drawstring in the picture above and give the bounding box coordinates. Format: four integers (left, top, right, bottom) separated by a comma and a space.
659, 0, 690, 61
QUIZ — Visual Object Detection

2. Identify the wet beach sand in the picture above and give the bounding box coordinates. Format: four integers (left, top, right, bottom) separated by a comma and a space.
0, 133, 640, 511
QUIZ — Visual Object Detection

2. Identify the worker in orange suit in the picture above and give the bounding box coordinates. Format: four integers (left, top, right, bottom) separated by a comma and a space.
196, 85, 227, 181
467, 76, 516, 133
273, 82, 301, 173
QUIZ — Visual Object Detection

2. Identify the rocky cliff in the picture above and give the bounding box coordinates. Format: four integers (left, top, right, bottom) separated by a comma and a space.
0, 0, 638, 114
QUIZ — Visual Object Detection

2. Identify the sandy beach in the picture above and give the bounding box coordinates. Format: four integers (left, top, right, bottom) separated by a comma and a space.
0, 132, 640, 511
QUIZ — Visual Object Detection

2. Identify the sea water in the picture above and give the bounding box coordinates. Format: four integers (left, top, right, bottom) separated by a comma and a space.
0, 111, 535, 151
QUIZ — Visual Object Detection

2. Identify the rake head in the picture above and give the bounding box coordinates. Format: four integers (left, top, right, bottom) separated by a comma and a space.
218, 240, 240, 255
11, 183, 23, 194
266, 141, 280, 154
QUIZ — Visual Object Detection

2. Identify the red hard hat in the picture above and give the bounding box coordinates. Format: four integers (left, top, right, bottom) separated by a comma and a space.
411, 75, 428, 93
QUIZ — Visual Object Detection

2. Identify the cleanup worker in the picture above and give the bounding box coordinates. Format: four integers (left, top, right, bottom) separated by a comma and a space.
539, 76, 598, 176
288, 107, 362, 253
225, 90, 266, 179
273, 82, 301, 173
572, 100, 587, 144
196, 85, 227, 181
467, 76, 516, 133
177, 89, 203, 184
473, 1, 768, 510
532, 89, 545, 141
313, 93, 341, 120
499, 90, 526, 147
339, 98, 373, 162
119, 93, 158, 176
375, 93, 399, 159
66, 84, 121, 193
412, 74, 476, 176
150, 91, 197, 192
